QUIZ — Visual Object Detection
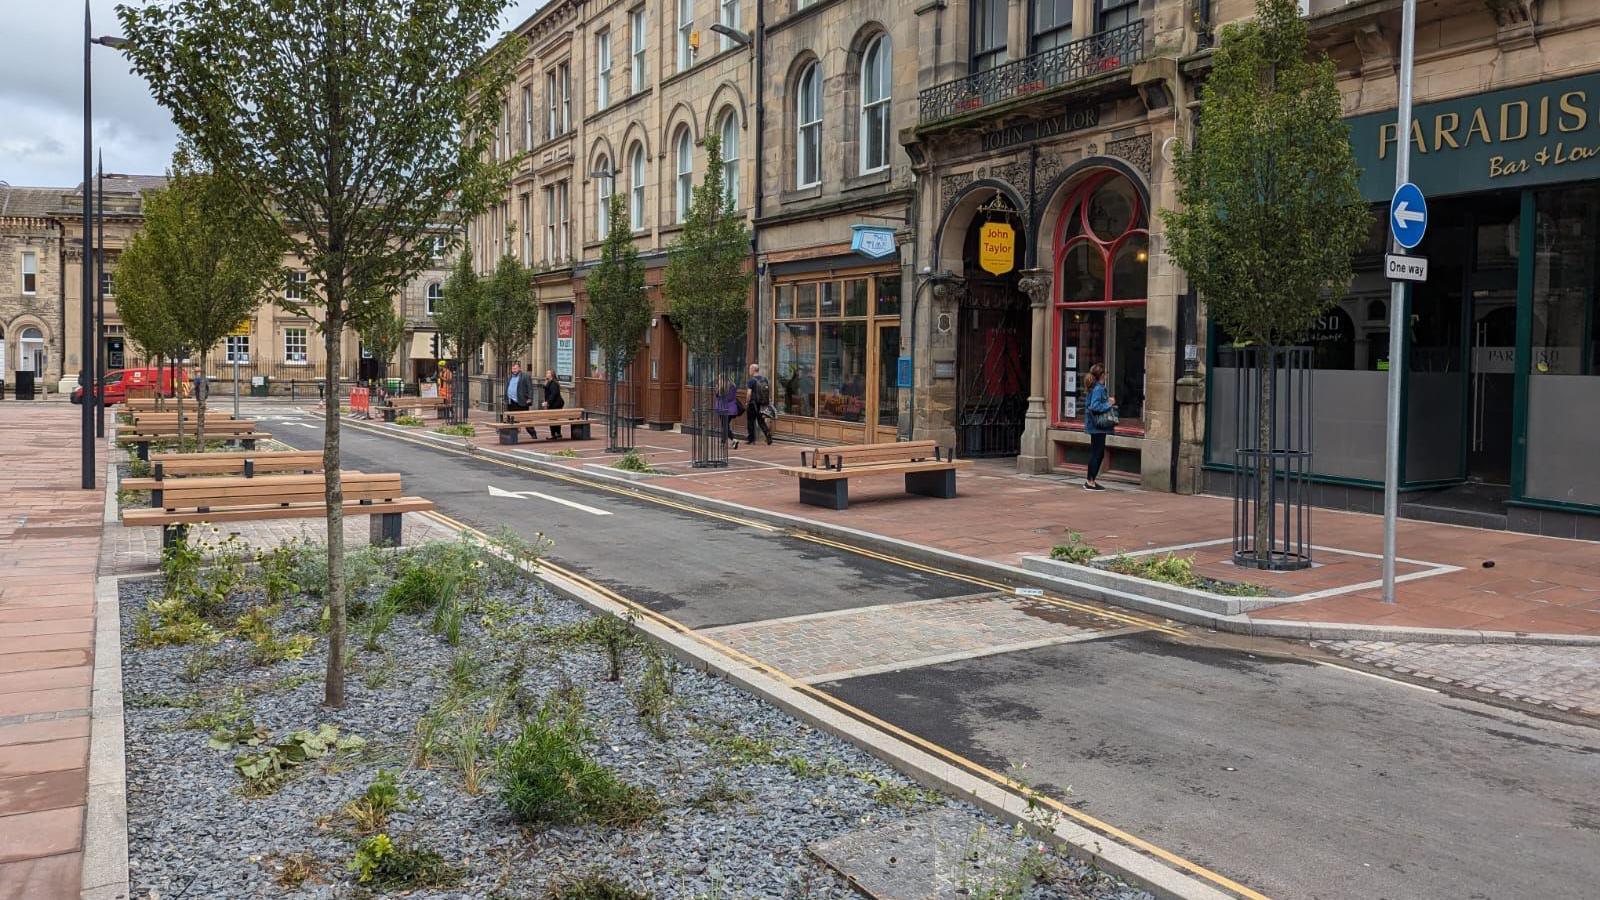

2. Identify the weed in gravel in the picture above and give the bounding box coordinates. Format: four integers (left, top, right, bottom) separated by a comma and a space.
446, 650, 484, 697
181, 649, 226, 682
265, 851, 322, 889
538, 612, 638, 682
629, 649, 675, 739
359, 651, 396, 689
116, 487, 151, 509
257, 542, 299, 606
126, 456, 152, 478
545, 872, 652, 899
450, 714, 492, 796
133, 596, 221, 649
235, 603, 315, 665
1049, 529, 1099, 564
343, 769, 410, 833
856, 771, 944, 809
782, 755, 844, 779
690, 719, 781, 766
348, 832, 461, 888
362, 595, 400, 652
432, 589, 467, 645
234, 724, 366, 796
127, 690, 199, 710
183, 688, 253, 734
497, 701, 660, 828
412, 700, 456, 769
160, 529, 248, 619
264, 671, 317, 693
687, 771, 754, 811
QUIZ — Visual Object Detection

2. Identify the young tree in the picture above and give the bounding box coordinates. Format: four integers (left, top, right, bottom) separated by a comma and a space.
583, 194, 650, 448
113, 241, 185, 417
483, 250, 539, 399
1161, 0, 1369, 565
359, 303, 408, 390
663, 136, 752, 461
435, 251, 489, 421
122, 0, 521, 707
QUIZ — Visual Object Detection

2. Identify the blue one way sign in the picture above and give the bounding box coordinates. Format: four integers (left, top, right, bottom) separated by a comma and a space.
1390, 182, 1428, 250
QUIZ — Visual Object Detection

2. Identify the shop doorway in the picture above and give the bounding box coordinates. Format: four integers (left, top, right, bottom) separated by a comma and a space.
1466, 194, 1521, 485
871, 321, 899, 441
957, 204, 1029, 457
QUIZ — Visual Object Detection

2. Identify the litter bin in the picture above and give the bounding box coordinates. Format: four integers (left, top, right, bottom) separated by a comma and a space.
14, 370, 36, 400
250, 375, 270, 397
385, 377, 403, 396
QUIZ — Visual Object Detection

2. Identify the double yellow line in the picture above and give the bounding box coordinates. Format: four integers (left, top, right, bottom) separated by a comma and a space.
422, 506, 1266, 900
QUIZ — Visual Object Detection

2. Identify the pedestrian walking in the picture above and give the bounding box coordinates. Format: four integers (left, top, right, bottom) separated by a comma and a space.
541, 369, 566, 439
713, 375, 741, 449
1082, 362, 1117, 491
745, 363, 773, 445
504, 361, 539, 440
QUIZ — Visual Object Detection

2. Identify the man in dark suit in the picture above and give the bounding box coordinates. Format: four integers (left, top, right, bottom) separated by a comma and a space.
541, 369, 566, 439
504, 361, 538, 440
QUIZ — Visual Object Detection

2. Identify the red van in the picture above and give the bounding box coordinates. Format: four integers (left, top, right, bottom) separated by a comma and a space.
71, 366, 191, 406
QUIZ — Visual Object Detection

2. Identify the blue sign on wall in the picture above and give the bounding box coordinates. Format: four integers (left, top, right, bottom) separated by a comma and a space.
896, 356, 912, 389
851, 225, 898, 259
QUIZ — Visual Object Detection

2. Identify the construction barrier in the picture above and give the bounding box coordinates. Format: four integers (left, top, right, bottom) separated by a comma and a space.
350, 387, 370, 415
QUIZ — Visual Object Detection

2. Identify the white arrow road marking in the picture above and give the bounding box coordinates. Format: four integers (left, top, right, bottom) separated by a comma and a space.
1394, 200, 1425, 225
487, 484, 611, 516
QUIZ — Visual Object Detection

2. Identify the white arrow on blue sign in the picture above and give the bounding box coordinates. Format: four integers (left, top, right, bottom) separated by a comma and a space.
1390, 182, 1428, 250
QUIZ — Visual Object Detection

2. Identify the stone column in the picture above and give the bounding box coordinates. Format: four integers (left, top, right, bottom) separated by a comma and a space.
1015, 268, 1052, 474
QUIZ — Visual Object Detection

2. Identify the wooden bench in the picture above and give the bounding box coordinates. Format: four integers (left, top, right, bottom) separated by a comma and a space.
121, 472, 433, 549
139, 449, 325, 480
118, 419, 270, 460
780, 440, 972, 509
492, 408, 591, 444
379, 395, 452, 422
130, 411, 239, 427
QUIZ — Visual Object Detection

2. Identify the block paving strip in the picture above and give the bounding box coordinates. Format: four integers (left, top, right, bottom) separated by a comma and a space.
1313, 640, 1600, 717
699, 592, 1131, 683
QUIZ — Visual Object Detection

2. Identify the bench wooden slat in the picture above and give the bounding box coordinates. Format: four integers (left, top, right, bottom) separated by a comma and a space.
497, 409, 589, 426
779, 458, 972, 481
149, 450, 323, 477
119, 432, 271, 444
123, 496, 434, 527
157, 473, 400, 506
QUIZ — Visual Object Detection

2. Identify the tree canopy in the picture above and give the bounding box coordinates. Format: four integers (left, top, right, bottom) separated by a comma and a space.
120, 0, 522, 706
663, 135, 751, 360
1161, 0, 1370, 349
583, 194, 650, 376
483, 251, 539, 378
359, 304, 408, 382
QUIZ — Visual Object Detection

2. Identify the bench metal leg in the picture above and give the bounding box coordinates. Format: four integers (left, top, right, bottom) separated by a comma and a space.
242, 439, 257, 451
381, 407, 397, 422
162, 523, 188, 550
135, 443, 150, 462
798, 477, 848, 510
498, 428, 519, 445
571, 422, 592, 441
905, 468, 957, 499
370, 512, 403, 547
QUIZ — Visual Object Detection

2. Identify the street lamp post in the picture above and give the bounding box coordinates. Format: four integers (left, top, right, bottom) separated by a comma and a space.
96, 152, 105, 439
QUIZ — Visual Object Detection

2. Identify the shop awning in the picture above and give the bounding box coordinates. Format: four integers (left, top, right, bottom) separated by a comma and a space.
408, 332, 436, 360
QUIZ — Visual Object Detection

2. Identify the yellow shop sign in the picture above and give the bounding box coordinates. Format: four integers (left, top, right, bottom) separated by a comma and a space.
978, 222, 1015, 275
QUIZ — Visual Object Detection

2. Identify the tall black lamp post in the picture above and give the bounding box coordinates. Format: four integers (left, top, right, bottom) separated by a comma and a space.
82, 0, 128, 488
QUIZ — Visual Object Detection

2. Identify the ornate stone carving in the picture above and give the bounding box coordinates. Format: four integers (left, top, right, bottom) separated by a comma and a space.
1034, 152, 1064, 193
1016, 268, 1052, 309
931, 278, 967, 305
941, 173, 974, 218
991, 159, 1029, 197
1106, 135, 1152, 179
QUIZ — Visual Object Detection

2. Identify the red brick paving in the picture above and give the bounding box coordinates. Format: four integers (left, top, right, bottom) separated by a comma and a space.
395, 407, 1600, 636
0, 404, 104, 898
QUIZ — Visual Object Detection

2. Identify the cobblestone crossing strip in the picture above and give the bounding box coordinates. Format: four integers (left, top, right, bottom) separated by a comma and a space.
1313, 640, 1600, 717
700, 593, 1132, 683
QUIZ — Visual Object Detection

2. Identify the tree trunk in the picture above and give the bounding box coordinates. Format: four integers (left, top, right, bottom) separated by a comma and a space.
323, 321, 347, 708
195, 351, 208, 449
174, 358, 187, 452
1252, 348, 1275, 565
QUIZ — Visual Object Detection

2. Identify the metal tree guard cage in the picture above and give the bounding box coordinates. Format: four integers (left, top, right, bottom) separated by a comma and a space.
688, 352, 732, 469
1231, 345, 1314, 571
604, 370, 637, 453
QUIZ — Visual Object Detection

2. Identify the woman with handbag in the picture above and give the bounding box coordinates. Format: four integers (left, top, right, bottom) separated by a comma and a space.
1083, 363, 1117, 491
714, 375, 742, 449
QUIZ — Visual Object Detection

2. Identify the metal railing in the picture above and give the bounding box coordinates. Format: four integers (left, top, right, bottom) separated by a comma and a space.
917, 20, 1145, 125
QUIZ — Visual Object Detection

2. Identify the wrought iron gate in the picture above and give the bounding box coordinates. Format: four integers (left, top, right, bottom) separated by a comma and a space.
955, 283, 1030, 457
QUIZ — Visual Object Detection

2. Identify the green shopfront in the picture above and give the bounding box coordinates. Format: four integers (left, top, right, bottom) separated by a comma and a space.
1206, 71, 1600, 536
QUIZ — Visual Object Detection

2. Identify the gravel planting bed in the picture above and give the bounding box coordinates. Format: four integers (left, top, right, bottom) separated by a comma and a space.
120, 543, 1153, 899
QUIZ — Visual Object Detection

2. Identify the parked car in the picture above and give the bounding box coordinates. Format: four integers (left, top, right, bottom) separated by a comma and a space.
71, 366, 191, 406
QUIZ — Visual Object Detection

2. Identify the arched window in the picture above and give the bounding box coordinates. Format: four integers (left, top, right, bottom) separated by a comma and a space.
795, 62, 821, 188
629, 143, 646, 231
718, 110, 740, 208
1052, 171, 1149, 426
675, 128, 694, 223
426, 282, 442, 316
595, 153, 614, 240
859, 34, 891, 174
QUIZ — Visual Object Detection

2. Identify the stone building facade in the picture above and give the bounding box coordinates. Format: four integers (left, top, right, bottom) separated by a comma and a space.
0, 186, 67, 393
468, 0, 757, 424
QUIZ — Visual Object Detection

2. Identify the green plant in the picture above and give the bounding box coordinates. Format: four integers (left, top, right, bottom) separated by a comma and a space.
1104, 553, 1268, 597
347, 833, 461, 889
235, 603, 316, 665
343, 769, 409, 833
450, 713, 492, 796
435, 422, 476, 437
185, 688, 255, 736
1049, 529, 1099, 565
256, 542, 300, 605
446, 650, 484, 697
611, 449, 653, 474
553, 447, 578, 458
857, 771, 943, 809
234, 724, 366, 796
116, 487, 151, 509
181, 649, 226, 682
432, 589, 466, 645
127, 456, 152, 478
362, 595, 400, 652
266, 851, 321, 889
395, 413, 426, 426
546, 873, 652, 899
630, 650, 674, 739
384, 565, 453, 614
687, 771, 753, 811
497, 701, 660, 828
690, 720, 780, 766
134, 596, 221, 648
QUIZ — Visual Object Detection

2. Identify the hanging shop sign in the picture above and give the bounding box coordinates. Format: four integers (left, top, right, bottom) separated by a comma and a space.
1349, 72, 1600, 201
978, 222, 1016, 275
850, 225, 898, 259
555, 314, 575, 380
980, 106, 1101, 153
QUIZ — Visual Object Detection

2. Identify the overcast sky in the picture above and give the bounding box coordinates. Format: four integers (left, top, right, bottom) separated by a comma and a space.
0, 0, 548, 188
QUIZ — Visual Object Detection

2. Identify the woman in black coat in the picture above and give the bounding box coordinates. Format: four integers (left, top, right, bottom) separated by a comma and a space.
541, 370, 566, 439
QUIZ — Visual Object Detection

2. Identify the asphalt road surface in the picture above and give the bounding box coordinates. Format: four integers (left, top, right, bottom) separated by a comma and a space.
266, 408, 1600, 900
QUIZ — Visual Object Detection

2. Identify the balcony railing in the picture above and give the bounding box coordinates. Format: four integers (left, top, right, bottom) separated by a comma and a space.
918, 20, 1146, 125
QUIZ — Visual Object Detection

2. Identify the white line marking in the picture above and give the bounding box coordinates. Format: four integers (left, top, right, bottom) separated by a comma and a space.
1315, 660, 1440, 693
1290, 565, 1464, 602
527, 490, 611, 516
699, 593, 999, 634
799, 628, 1140, 684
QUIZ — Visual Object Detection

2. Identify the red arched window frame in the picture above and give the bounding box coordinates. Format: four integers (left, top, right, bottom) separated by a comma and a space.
1050, 170, 1149, 430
